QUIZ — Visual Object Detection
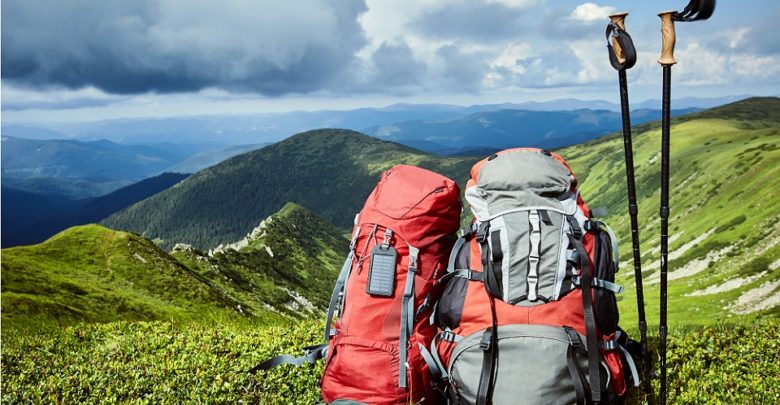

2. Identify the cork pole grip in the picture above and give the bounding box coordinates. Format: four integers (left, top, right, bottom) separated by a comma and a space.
658, 11, 677, 66
608, 13, 629, 65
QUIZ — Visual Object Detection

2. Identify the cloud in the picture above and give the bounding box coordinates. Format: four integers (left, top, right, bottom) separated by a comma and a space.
409, 1, 533, 42
435, 45, 490, 92
1, 0, 368, 95
569, 3, 617, 23
369, 41, 427, 90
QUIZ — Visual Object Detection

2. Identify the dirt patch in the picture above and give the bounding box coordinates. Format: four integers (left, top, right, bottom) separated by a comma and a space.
727, 279, 780, 315
648, 244, 734, 285
687, 271, 768, 296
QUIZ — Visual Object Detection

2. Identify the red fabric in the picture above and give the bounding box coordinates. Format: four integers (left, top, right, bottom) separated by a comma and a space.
321, 165, 461, 404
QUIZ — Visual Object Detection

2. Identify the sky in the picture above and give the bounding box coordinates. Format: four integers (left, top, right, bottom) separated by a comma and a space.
2, 0, 779, 123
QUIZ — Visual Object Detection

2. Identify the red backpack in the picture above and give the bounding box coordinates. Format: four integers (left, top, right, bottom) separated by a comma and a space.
252, 164, 462, 404
427, 149, 639, 404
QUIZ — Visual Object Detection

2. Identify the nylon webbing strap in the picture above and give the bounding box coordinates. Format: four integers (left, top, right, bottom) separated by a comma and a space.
323, 228, 360, 341
619, 344, 641, 387
247, 344, 328, 374
605, 22, 637, 71
418, 342, 443, 381
490, 230, 504, 297
476, 328, 495, 405
596, 220, 620, 272
564, 327, 589, 405
399, 246, 420, 388
527, 210, 541, 302
571, 233, 602, 402
572, 276, 624, 294
447, 235, 468, 274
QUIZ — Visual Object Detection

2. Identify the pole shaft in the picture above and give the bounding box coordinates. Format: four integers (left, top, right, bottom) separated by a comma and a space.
618, 68, 653, 403
659, 65, 672, 405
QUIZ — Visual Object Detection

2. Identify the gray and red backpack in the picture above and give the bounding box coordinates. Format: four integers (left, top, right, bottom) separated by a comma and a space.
426, 148, 640, 404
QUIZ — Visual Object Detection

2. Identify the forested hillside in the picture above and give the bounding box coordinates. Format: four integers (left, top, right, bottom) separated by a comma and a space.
103, 129, 478, 249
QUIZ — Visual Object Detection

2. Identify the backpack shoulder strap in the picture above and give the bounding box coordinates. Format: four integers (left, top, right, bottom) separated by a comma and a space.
324, 226, 361, 340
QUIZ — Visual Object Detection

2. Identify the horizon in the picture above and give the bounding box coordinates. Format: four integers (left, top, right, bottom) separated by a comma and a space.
3, 1, 780, 128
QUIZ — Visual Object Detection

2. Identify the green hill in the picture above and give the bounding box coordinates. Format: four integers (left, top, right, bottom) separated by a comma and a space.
1, 203, 347, 325
102, 129, 478, 249
170, 202, 348, 316
1, 224, 238, 325
560, 97, 780, 325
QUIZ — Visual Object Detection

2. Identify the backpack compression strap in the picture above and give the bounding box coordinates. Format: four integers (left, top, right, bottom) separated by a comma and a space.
399, 245, 420, 388
568, 216, 603, 403
247, 344, 328, 374
324, 227, 361, 341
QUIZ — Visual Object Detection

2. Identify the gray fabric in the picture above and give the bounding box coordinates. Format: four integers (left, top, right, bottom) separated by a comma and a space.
328, 400, 369, 405
476, 150, 572, 218
448, 324, 591, 405
491, 210, 567, 305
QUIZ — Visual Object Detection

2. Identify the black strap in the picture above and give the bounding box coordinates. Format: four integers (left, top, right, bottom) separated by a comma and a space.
478, 222, 502, 299
564, 327, 589, 405
571, 234, 602, 403
247, 344, 328, 374
476, 278, 499, 405
605, 23, 637, 71
476, 328, 496, 405
673, 0, 716, 21
490, 230, 504, 296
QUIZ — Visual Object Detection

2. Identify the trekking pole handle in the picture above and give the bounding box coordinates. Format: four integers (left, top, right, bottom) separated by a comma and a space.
608, 13, 629, 64
658, 11, 678, 66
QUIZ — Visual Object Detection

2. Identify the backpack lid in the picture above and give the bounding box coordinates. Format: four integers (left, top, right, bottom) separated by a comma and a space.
359, 165, 461, 248
466, 148, 579, 220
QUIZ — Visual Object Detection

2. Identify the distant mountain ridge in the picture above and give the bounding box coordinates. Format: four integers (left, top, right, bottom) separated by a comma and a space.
372, 107, 699, 152
2, 95, 748, 146
1, 136, 196, 182
2, 173, 188, 247
103, 129, 479, 249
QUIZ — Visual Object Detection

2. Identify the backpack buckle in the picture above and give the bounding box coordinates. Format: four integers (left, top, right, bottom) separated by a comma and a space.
584, 220, 599, 232
479, 329, 493, 351
476, 222, 490, 243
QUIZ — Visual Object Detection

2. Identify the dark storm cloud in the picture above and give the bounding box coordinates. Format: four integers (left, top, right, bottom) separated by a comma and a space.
436, 45, 489, 92
410, 2, 533, 42
1, 0, 368, 95
370, 41, 427, 89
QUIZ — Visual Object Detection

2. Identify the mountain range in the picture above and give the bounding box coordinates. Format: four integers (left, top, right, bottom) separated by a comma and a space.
102, 129, 478, 249
2, 173, 188, 247
2, 97, 778, 327
371, 107, 698, 152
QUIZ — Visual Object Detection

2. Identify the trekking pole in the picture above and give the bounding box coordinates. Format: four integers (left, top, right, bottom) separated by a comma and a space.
605, 12, 654, 403
656, 2, 715, 404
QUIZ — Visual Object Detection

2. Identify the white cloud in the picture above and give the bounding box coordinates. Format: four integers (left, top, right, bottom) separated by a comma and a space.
570, 3, 617, 23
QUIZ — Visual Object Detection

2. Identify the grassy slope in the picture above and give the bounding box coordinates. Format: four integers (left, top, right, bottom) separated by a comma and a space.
1, 224, 243, 325
1, 203, 347, 326
102, 129, 478, 249
559, 97, 780, 326
170, 202, 348, 316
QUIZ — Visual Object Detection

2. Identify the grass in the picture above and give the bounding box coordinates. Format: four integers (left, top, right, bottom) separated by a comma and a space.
1, 203, 347, 326
2, 319, 777, 404
558, 101, 780, 327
